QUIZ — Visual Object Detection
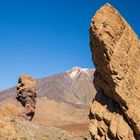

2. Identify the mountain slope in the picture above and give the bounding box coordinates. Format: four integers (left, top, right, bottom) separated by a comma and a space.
0, 67, 96, 107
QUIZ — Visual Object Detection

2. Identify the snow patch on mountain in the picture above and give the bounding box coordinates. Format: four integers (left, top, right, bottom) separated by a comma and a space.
66, 67, 89, 79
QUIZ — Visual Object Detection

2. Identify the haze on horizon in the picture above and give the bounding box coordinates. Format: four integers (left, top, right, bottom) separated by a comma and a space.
0, 0, 140, 90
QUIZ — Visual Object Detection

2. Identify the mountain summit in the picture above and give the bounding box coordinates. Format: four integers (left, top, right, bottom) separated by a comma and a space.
66, 66, 93, 79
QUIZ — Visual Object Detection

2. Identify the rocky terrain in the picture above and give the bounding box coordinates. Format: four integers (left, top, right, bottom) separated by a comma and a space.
1, 2, 140, 140
89, 3, 140, 140
0, 67, 95, 139
0, 101, 90, 140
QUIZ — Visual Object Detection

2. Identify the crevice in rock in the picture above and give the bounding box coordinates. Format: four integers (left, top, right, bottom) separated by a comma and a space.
89, 3, 140, 140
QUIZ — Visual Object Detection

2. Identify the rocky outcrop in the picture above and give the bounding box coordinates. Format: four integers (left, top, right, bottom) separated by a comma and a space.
89, 3, 140, 140
16, 74, 37, 121
0, 119, 17, 140
0, 101, 23, 140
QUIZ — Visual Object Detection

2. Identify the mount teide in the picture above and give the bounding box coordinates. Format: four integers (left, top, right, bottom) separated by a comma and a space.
0, 67, 96, 107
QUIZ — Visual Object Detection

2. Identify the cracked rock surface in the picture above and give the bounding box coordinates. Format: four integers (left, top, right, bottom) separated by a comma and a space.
89, 3, 140, 140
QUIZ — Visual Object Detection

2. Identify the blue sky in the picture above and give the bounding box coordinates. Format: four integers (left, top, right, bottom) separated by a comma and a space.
0, 0, 140, 89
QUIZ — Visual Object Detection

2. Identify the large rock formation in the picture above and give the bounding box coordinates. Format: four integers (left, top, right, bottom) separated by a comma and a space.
16, 74, 37, 121
89, 3, 140, 140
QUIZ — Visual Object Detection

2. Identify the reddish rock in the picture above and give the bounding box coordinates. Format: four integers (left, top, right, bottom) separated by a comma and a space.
16, 74, 37, 121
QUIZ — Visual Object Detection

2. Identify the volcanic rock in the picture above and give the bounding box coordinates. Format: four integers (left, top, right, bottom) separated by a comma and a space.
89, 3, 140, 140
16, 74, 37, 121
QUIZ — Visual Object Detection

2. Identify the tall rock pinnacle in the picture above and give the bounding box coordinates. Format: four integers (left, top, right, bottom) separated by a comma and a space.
16, 74, 37, 121
89, 3, 140, 139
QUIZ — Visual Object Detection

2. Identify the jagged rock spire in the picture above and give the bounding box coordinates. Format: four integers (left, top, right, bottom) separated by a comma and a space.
16, 74, 37, 121
89, 3, 140, 139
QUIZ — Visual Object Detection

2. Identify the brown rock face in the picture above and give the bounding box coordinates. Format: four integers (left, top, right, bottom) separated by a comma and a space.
16, 74, 37, 121
0, 119, 17, 140
89, 3, 140, 140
